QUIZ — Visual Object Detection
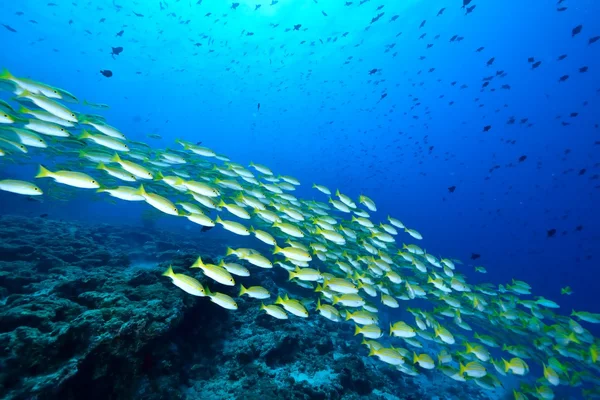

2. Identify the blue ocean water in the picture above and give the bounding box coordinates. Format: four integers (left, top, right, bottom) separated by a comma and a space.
1, 0, 599, 399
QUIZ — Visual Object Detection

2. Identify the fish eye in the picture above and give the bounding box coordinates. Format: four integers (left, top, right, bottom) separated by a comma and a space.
60, 128, 65, 132
91, 180, 97, 184
71, 113, 75, 117
34, 187, 39, 191
53, 90, 58, 94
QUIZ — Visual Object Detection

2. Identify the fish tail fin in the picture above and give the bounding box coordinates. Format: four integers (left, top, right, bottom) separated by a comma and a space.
287, 270, 296, 281
239, 285, 247, 296
78, 130, 92, 140
502, 358, 510, 373
465, 342, 473, 353
162, 265, 175, 278
190, 256, 204, 269
135, 184, 147, 196
16, 105, 29, 114
35, 165, 52, 178
354, 325, 361, 336
0, 69, 14, 80
275, 296, 283, 305
459, 363, 466, 376
154, 170, 164, 181
96, 162, 106, 170
368, 347, 376, 357
569, 332, 581, 344
345, 311, 352, 321
110, 153, 121, 163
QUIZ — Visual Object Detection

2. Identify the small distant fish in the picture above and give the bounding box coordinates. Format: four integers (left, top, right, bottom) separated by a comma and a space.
447, 186, 456, 193
518, 155, 527, 162
2, 24, 17, 32
111, 46, 123, 58
547, 229, 557, 238
571, 24, 582, 37
561, 286, 573, 295
483, 125, 491, 132
116, 30, 124, 37
100, 70, 113, 77
590, 36, 600, 45
471, 253, 480, 260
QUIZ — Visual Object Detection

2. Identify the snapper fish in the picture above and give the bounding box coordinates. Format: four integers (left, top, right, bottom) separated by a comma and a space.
0, 179, 43, 195
162, 266, 206, 297
36, 165, 100, 189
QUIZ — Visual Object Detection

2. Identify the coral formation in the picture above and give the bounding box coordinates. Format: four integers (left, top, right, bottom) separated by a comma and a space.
0, 215, 491, 400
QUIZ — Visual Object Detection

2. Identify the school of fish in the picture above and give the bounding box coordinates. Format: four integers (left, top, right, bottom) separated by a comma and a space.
0, 69, 599, 400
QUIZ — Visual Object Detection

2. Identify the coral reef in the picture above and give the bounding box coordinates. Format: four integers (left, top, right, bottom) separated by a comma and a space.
0, 215, 492, 400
